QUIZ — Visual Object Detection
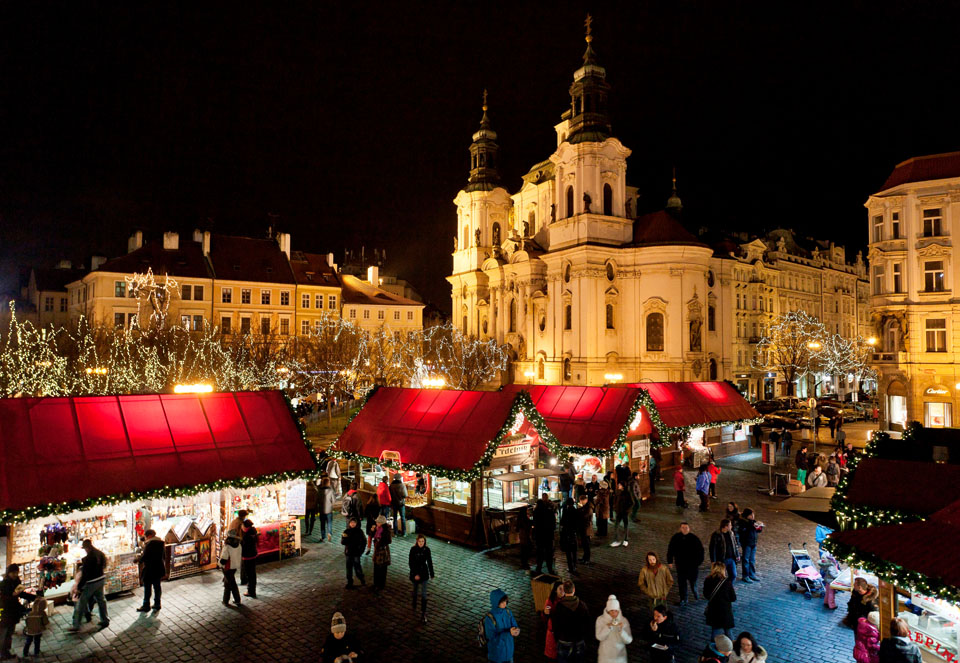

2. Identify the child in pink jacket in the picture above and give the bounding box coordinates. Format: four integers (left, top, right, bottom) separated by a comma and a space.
853, 611, 880, 663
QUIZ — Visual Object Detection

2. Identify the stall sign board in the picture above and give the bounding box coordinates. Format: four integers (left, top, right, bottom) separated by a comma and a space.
912, 593, 960, 623
286, 481, 307, 516
762, 441, 776, 466
495, 442, 531, 459
904, 623, 957, 662
631, 439, 650, 459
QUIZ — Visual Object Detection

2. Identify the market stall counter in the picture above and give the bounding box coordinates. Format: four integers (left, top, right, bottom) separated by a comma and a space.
330, 387, 567, 548
0, 390, 319, 598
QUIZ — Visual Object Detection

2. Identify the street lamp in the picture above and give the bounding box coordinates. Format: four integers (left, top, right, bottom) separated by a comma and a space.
604, 373, 623, 383
867, 337, 877, 346
523, 369, 535, 384
807, 341, 821, 351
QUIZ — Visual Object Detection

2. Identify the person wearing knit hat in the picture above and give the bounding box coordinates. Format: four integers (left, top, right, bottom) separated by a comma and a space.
321, 611, 364, 663
371, 515, 392, 592
701, 633, 734, 662
853, 611, 880, 663
596, 594, 633, 663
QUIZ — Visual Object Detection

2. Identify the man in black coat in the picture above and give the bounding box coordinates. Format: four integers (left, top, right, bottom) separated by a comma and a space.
642, 605, 680, 663
709, 519, 741, 582
667, 522, 704, 604
532, 493, 556, 575
136, 529, 166, 612
340, 517, 367, 589
389, 475, 408, 537
551, 580, 590, 662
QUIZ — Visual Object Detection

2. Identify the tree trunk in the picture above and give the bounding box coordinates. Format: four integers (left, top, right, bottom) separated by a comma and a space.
326, 389, 333, 424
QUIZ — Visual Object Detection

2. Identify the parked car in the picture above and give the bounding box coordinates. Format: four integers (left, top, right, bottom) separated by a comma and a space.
763, 411, 800, 429
776, 396, 801, 409
754, 400, 783, 414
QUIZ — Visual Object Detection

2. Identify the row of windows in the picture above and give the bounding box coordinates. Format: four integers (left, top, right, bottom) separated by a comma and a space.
43, 296, 68, 313
348, 308, 415, 322
301, 293, 337, 309
873, 261, 944, 295
115, 280, 339, 309
736, 294, 774, 311
872, 208, 945, 242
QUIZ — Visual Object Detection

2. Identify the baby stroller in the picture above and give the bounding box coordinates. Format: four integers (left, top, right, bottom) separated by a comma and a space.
788, 542, 824, 599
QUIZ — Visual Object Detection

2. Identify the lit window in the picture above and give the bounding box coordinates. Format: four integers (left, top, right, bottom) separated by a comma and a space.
241, 289, 251, 304
923, 208, 943, 237
302, 293, 310, 308
114, 281, 126, 298
280, 291, 290, 306
301, 320, 310, 335
222, 288, 232, 303
192, 315, 203, 331
261, 290, 271, 305
926, 318, 947, 353
924, 260, 945, 292
646, 313, 664, 351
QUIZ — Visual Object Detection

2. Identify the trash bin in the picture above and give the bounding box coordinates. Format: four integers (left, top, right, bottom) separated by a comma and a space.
774, 473, 790, 496
531, 573, 560, 612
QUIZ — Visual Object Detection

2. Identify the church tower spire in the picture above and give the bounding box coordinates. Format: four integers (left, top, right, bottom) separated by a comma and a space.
466, 89, 501, 192
666, 167, 683, 212
566, 14, 612, 144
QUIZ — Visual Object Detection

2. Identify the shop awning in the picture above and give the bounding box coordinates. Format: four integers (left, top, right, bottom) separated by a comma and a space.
332, 387, 561, 479
625, 381, 760, 431
502, 385, 652, 452
0, 390, 318, 521
844, 458, 960, 517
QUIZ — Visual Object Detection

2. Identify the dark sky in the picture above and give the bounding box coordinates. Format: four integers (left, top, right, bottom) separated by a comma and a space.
2, 1, 959, 311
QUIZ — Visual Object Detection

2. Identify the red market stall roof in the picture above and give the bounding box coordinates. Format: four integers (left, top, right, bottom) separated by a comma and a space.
332, 387, 562, 479
625, 381, 760, 431
843, 458, 960, 517
0, 390, 318, 522
502, 385, 652, 453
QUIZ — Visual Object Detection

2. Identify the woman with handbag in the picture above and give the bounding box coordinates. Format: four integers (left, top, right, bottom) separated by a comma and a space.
372, 515, 392, 592
219, 531, 242, 607
703, 562, 737, 639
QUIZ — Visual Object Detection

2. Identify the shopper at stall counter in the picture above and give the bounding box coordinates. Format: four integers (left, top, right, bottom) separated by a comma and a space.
390, 473, 408, 537
376, 477, 392, 519
240, 520, 259, 599
219, 530, 242, 606
322, 611, 363, 663
484, 589, 519, 663
878, 617, 922, 663
408, 534, 435, 623
68, 540, 109, 631
0, 564, 28, 658
341, 518, 366, 589
136, 529, 166, 612
21, 590, 48, 659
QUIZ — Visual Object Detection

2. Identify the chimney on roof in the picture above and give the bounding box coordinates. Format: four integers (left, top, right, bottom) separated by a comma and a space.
56, 259, 73, 269
202, 231, 211, 257
163, 232, 179, 250
276, 232, 291, 259
367, 265, 379, 286
90, 256, 107, 271
327, 252, 337, 271
128, 230, 143, 253
192, 229, 203, 243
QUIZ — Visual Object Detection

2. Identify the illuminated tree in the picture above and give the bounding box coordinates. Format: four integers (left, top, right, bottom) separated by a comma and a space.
291, 314, 367, 422
753, 310, 828, 396
0, 305, 68, 397
125, 268, 179, 331
421, 323, 508, 389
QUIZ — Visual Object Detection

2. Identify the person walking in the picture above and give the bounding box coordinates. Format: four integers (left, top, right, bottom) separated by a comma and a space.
364, 493, 381, 555
812, 408, 821, 440
781, 428, 793, 458
325, 457, 342, 498
340, 481, 362, 529
836, 425, 847, 449
674, 467, 688, 509
341, 517, 366, 589
648, 453, 659, 496
533, 493, 557, 575
641, 604, 679, 663
219, 529, 242, 606
408, 534, 434, 623
807, 465, 828, 488
559, 498, 580, 576
879, 617, 922, 663
68, 540, 109, 631
768, 428, 780, 454
552, 579, 590, 663
737, 509, 762, 583
703, 562, 737, 639
700, 634, 734, 663
629, 472, 643, 521
795, 444, 809, 485
825, 455, 841, 487
484, 589, 519, 663
576, 494, 593, 565
829, 415, 837, 440
376, 477, 392, 519
319, 477, 336, 543
709, 520, 741, 583
596, 481, 611, 538
321, 612, 364, 663
729, 631, 768, 663
21, 590, 48, 659
390, 473, 408, 537
0, 565, 27, 658
241, 519, 259, 599
696, 466, 711, 512
544, 581, 564, 661
667, 522, 704, 605
136, 529, 166, 612
708, 459, 721, 499
559, 464, 575, 510
596, 594, 633, 663
304, 478, 320, 538
854, 611, 881, 663
611, 482, 634, 547
371, 515, 392, 593
637, 552, 674, 610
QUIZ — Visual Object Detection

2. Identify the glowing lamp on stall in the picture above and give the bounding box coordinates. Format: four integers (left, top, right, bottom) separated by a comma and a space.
604, 373, 623, 383
423, 377, 446, 388
174, 383, 213, 394
276, 366, 289, 374
629, 409, 644, 431
523, 370, 535, 378
807, 341, 822, 351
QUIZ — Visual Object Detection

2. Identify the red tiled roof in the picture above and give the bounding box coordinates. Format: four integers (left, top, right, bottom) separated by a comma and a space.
880, 151, 960, 191
340, 274, 422, 307
631, 211, 707, 247
32, 267, 88, 292
207, 235, 296, 284
96, 241, 212, 279
843, 458, 960, 516
289, 251, 340, 287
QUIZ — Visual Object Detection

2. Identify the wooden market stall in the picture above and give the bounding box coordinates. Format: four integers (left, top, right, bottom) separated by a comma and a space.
331, 387, 565, 547
0, 390, 318, 599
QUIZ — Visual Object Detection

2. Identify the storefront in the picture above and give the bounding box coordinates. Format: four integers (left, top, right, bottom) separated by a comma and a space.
331, 387, 565, 547
0, 390, 319, 598
923, 384, 954, 428
887, 380, 909, 429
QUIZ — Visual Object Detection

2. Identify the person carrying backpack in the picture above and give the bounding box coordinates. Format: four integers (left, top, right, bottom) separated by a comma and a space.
482, 589, 519, 663
340, 482, 361, 526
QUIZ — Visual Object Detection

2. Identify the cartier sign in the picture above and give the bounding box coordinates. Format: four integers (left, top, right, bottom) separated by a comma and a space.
926, 386, 950, 396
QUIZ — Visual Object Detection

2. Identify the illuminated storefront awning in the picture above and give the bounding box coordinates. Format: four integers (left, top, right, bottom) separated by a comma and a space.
0, 390, 318, 522
626, 381, 760, 430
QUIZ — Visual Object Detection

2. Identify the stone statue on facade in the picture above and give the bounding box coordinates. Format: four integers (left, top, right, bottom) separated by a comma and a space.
690, 317, 702, 352
475, 228, 481, 247
453, 236, 458, 251
776, 236, 786, 252
625, 198, 633, 218
583, 192, 592, 213
550, 204, 556, 223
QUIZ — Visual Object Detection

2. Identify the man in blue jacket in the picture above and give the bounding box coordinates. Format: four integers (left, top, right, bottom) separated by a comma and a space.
484, 589, 519, 663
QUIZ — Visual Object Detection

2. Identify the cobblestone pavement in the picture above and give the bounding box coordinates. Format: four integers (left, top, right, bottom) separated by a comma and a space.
24, 454, 855, 663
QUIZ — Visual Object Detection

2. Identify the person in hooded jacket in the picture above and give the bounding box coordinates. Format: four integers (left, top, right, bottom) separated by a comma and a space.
854, 611, 881, 663
408, 534, 434, 623
700, 634, 734, 662
728, 632, 767, 663
376, 477, 392, 519
696, 466, 711, 512
543, 581, 564, 661
341, 517, 366, 589
674, 467, 688, 509
322, 611, 364, 663
484, 589, 519, 663
552, 579, 590, 663
558, 498, 580, 576
596, 594, 633, 663
879, 618, 922, 663
219, 530, 242, 606
641, 604, 678, 663
340, 482, 362, 527
371, 515, 392, 592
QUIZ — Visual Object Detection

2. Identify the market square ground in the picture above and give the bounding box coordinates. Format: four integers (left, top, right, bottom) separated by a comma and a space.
20, 432, 868, 663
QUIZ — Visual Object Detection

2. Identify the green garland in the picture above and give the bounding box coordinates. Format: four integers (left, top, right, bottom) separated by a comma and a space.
328, 390, 570, 481
633, 388, 762, 449
0, 389, 323, 524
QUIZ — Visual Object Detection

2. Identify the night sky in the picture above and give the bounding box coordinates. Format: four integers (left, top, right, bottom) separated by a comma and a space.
2, 1, 959, 311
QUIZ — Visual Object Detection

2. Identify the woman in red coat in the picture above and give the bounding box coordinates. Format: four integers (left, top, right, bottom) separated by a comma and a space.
674, 468, 688, 508
542, 580, 564, 660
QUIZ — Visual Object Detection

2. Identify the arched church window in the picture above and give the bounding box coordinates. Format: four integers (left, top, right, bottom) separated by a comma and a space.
603, 183, 613, 216
564, 304, 572, 331
606, 304, 615, 330
509, 299, 517, 333
528, 211, 535, 235
563, 264, 571, 283
708, 305, 716, 332
646, 313, 664, 352
566, 186, 574, 218
463, 316, 468, 334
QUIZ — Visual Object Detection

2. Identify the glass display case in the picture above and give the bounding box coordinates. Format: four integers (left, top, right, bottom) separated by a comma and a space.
896, 591, 960, 661
433, 476, 470, 507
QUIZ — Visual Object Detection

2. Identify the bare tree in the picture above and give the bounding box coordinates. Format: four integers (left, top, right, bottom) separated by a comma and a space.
753, 310, 828, 396
292, 315, 367, 422
421, 323, 508, 390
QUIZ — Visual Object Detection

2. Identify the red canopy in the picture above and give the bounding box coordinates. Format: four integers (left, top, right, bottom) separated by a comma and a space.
502, 385, 652, 451
334, 387, 551, 476
0, 390, 316, 519
625, 381, 759, 429
843, 458, 960, 517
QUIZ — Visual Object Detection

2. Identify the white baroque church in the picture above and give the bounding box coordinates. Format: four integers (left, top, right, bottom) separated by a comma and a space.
447, 31, 717, 387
